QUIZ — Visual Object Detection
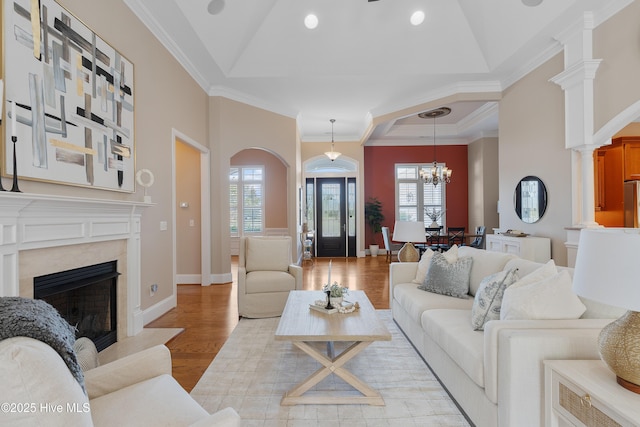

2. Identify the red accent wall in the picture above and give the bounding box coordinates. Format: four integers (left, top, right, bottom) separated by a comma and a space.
364, 145, 469, 246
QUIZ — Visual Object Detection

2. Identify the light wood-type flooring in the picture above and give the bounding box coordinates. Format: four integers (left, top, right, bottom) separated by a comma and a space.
147, 255, 392, 392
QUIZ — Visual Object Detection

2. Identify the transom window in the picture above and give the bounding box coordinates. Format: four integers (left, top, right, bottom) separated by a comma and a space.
230, 166, 264, 236
395, 164, 446, 228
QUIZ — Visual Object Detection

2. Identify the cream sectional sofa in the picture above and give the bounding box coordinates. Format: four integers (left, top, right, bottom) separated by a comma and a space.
390, 245, 622, 427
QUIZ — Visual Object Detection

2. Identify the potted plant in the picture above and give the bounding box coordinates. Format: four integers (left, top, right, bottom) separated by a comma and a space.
365, 197, 385, 257
425, 207, 446, 229
323, 283, 349, 305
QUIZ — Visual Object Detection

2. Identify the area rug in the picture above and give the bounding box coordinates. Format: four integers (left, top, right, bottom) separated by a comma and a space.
190, 310, 470, 426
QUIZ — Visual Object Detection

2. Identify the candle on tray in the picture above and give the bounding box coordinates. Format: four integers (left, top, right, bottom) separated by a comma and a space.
327, 259, 332, 285
11, 100, 16, 137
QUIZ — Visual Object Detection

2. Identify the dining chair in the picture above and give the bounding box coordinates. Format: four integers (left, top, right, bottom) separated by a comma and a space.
443, 227, 466, 250
381, 226, 402, 262
425, 227, 443, 252
470, 226, 486, 249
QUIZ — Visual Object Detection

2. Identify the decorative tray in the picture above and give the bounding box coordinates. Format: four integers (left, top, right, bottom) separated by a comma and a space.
502, 232, 529, 237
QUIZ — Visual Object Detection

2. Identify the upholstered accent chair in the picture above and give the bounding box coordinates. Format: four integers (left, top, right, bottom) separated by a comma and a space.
0, 337, 240, 426
238, 236, 303, 318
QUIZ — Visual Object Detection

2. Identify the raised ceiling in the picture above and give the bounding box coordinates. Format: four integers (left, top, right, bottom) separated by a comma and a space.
123, 0, 628, 145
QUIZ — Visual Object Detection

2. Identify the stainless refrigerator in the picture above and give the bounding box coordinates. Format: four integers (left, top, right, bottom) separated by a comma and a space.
624, 180, 640, 227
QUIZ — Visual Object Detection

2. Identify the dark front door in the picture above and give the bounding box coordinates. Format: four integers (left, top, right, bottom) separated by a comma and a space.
316, 178, 346, 257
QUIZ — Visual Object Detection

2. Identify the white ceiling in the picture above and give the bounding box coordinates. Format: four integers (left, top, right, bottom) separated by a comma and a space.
123, 0, 627, 146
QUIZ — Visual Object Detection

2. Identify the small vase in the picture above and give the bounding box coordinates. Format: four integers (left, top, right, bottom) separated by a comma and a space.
430, 221, 439, 229
330, 296, 343, 306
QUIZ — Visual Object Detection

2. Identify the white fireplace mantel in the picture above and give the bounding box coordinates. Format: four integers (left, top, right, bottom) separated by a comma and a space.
0, 192, 151, 337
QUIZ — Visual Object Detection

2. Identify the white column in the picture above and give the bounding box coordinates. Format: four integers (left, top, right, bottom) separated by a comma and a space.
550, 12, 604, 265
577, 146, 599, 227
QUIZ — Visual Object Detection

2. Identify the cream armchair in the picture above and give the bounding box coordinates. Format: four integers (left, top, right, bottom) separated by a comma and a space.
238, 236, 303, 318
0, 337, 240, 426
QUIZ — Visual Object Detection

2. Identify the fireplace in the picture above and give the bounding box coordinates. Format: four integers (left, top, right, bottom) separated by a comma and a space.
34, 261, 119, 351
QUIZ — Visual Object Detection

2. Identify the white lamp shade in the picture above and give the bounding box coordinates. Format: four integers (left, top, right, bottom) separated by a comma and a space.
573, 228, 640, 312
392, 221, 426, 243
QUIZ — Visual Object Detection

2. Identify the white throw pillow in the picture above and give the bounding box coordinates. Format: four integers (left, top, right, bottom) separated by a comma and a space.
471, 268, 520, 330
508, 259, 557, 289
413, 245, 459, 284
500, 270, 587, 320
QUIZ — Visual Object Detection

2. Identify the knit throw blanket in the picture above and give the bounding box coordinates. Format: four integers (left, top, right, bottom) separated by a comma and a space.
0, 297, 85, 393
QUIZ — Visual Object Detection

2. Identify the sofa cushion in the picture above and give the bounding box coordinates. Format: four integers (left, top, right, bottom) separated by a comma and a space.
413, 246, 458, 284
579, 297, 626, 319
245, 237, 290, 272
457, 246, 516, 296
419, 253, 473, 299
393, 283, 474, 323
90, 374, 209, 426
501, 270, 586, 320
421, 309, 485, 388
471, 268, 519, 330
246, 270, 296, 293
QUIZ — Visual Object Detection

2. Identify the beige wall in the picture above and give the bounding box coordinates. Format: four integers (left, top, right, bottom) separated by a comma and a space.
231, 149, 287, 230
594, 0, 640, 132
499, 53, 571, 265
467, 137, 499, 235
209, 97, 298, 275
17, 0, 211, 312
176, 141, 202, 275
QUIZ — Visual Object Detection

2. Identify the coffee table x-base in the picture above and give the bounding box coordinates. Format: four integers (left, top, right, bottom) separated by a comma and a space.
274, 290, 391, 406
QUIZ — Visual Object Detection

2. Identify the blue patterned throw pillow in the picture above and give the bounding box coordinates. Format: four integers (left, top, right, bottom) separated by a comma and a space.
470, 268, 519, 330
419, 252, 473, 299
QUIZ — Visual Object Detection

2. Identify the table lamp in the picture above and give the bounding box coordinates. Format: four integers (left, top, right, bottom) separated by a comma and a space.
392, 221, 426, 262
572, 228, 640, 393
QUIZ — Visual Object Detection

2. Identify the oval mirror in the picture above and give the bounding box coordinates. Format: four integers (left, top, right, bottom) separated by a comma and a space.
514, 176, 547, 223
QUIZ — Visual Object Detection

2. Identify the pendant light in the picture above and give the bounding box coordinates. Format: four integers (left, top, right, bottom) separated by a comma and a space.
418, 107, 452, 186
325, 119, 341, 161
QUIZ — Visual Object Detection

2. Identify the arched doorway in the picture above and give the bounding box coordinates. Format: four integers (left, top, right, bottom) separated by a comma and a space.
229, 148, 289, 255
303, 156, 358, 257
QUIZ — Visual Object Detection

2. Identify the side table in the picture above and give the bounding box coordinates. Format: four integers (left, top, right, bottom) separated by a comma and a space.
544, 360, 640, 426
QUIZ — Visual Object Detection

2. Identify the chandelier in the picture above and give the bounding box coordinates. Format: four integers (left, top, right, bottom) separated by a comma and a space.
418, 107, 452, 186
324, 119, 341, 161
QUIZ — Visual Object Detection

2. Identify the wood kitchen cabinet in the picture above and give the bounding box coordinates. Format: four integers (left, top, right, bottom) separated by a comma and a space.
594, 136, 640, 226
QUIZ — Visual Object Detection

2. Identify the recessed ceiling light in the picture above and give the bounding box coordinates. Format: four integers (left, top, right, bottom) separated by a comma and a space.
304, 14, 319, 30
521, 0, 543, 6
207, 0, 225, 15
410, 11, 425, 26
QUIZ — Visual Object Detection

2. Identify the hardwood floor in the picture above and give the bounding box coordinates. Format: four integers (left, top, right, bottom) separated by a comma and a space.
146, 255, 391, 392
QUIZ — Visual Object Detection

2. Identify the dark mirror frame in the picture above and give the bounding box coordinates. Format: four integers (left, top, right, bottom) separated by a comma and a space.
514, 176, 548, 224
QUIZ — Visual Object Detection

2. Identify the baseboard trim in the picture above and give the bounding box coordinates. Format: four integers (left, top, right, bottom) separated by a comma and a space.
176, 274, 201, 284
208, 272, 233, 285
142, 294, 177, 326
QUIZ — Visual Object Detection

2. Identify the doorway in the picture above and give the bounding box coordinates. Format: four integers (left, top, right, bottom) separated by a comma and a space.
172, 129, 211, 287
314, 177, 356, 257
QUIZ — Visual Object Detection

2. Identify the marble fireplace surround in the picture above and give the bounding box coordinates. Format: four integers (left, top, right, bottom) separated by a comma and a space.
0, 193, 149, 338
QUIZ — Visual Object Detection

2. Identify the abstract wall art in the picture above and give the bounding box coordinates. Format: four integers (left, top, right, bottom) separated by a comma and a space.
2, 0, 135, 192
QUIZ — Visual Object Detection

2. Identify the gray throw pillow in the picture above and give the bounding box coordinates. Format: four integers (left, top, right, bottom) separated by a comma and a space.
471, 268, 519, 330
419, 253, 473, 299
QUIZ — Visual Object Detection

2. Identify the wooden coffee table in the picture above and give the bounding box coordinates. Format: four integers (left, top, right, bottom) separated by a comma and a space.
274, 290, 391, 406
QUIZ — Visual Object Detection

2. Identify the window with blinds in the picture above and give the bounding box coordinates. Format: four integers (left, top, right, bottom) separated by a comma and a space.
395, 164, 446, 228
229, 166, 264, 236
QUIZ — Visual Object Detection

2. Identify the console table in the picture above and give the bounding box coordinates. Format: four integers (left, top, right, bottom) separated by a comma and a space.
485, 234, 550, 262
544, 360, 640, 426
